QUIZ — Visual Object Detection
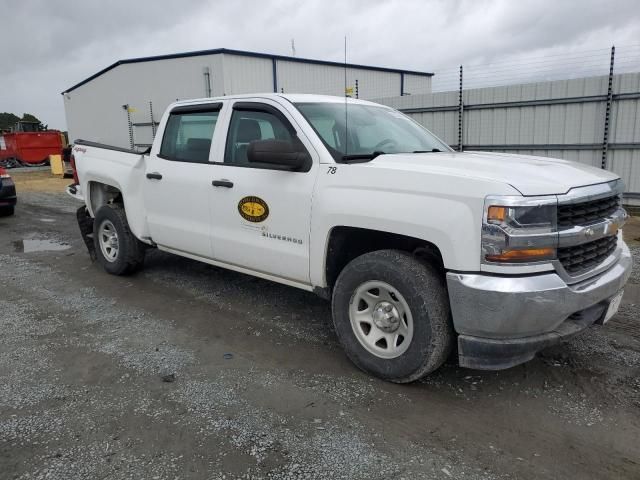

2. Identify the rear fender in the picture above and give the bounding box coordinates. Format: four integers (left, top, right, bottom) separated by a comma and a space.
87, 181, 122, 217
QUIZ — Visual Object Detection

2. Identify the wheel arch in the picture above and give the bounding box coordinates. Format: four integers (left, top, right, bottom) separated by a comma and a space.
320, 226, 445, 297
87, 181, 123, 217
85, 180, 150, 244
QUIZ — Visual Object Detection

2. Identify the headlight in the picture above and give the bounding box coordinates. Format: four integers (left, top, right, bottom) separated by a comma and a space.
482, 196, 557, 264
487, 204, 556, 229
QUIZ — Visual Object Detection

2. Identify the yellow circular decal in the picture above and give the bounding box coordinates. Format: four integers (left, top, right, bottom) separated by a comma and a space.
238, 196, 269, 222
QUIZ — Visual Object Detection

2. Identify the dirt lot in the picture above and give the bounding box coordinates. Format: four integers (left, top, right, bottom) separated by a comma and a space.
1, 171, 639, 479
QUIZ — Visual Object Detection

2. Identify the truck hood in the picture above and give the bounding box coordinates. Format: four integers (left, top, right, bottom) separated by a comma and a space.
368, 151, 619, 196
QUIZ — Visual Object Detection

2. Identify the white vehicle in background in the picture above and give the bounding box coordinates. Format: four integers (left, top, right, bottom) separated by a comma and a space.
67, 94, 631, 382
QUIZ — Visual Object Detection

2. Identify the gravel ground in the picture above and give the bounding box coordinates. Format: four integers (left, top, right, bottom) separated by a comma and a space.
1, 184, 639, 479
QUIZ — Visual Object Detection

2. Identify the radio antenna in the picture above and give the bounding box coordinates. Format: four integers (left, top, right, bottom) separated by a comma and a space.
344, 35, 348, 157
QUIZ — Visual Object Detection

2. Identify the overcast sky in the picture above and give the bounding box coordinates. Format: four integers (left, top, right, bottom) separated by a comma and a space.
2, 0, 639, 130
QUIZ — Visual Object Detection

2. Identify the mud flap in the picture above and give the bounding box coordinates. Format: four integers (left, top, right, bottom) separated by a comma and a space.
76, 206, 96, 261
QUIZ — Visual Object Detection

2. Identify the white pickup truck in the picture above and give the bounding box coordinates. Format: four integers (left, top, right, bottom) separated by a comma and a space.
68, 93, 632, 382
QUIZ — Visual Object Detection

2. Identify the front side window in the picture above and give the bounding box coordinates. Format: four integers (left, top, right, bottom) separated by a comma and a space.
160, 109, 219, 163
295, 102, 451, 160
224, 108, 297, 165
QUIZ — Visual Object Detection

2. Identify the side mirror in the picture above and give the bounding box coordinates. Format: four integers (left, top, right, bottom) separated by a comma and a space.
247, 139, 311, 171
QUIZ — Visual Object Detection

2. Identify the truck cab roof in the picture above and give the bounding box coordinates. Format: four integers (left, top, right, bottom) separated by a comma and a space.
170, 93, 381, 107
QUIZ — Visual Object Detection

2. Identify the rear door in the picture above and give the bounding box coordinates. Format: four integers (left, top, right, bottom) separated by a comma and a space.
208, 99, 319, 285
143, 103, 224, 258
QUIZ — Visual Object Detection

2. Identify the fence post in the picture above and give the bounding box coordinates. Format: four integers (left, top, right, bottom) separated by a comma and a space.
149, 101, 156, 138
355, 79, 359, 99
458, 65, 464, 152
601, 45, 615, 169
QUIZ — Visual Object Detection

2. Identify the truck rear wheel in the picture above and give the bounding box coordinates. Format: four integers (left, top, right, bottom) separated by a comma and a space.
93, 204, 145, 275
331, 250, 453, 383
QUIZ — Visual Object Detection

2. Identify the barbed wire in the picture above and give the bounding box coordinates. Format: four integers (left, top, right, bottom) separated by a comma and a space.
430, 45, 640, 92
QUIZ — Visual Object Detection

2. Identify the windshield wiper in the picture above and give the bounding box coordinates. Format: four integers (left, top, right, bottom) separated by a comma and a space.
339, 148, 443, 163
340, 151, 386, 163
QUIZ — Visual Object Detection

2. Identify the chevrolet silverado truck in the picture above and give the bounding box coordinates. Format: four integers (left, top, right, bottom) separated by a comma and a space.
67, 94, 632, 382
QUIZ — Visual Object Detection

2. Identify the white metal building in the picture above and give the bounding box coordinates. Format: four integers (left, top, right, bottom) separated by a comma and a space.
62, 48, 433, 149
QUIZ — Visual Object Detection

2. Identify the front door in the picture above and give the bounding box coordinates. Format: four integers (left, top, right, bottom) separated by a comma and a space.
144, 103, 223, 258
208, 100, 318, 284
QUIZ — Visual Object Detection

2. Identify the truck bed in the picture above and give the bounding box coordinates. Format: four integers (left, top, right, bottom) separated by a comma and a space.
70, 139, 149, 240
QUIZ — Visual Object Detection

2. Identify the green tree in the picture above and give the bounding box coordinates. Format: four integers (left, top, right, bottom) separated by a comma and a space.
22, 113, 46, 130
21, 113, 41, 124
0, 112, 20, 130
0, 112, 47, 131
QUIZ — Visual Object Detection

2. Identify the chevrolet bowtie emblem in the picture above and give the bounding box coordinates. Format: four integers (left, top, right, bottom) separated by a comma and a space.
584, 228, 595, 238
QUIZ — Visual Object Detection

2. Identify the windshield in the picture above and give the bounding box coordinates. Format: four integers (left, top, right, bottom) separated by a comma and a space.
294, 102, 451, 160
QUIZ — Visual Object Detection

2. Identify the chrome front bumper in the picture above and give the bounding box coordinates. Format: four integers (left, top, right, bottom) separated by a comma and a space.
446, 241, 632, 369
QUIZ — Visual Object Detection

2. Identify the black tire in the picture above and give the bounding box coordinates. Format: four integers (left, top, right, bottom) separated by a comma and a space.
331, 250, 453, 383
0, 206, 15, 217
93, 204, 145, 275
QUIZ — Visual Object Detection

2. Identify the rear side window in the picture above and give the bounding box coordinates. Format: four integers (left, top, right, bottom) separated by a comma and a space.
159, 108, 220, 163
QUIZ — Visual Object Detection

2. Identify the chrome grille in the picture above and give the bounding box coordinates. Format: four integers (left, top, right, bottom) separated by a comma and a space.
557, 195, 620, 229
558, 235, 617, 275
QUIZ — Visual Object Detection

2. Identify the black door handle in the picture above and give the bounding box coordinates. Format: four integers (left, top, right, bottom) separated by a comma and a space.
212, 179, 234, 188
146, 172, 163, 180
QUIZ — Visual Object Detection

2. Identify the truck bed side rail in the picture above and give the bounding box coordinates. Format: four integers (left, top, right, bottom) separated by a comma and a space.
75, 139, 150, 155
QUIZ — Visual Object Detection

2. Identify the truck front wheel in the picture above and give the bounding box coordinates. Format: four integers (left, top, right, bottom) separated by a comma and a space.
332, 250, 453, 383
93, 205, 145, 275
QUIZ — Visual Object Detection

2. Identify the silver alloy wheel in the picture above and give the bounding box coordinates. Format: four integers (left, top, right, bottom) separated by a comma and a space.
348, 280, 414, 359
98, 219, 119, 263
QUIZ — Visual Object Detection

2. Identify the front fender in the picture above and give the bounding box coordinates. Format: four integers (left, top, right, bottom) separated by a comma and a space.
309, 166, 519, 288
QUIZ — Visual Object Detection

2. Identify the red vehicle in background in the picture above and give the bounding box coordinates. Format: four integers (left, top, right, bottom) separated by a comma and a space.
0, 121, 64, 168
